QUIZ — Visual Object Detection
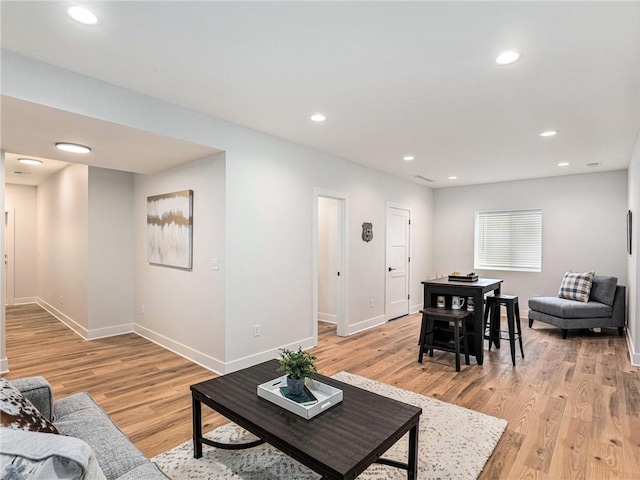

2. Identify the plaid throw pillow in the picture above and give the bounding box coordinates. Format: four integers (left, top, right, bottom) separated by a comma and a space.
558, 271, 595, 303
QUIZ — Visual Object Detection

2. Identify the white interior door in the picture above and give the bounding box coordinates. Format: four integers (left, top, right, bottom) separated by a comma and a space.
386, 205, 410, 320
318, 197, 342, 326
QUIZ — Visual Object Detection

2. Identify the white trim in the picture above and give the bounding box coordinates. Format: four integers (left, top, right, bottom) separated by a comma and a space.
13, 297, 38, 305
37, 298, 88, 339
318, 312, 337, 324
5, 208, 15, 306
347, 314, 386, 336
312, 188, 349, 343
224, 337, 315, 374
36, 297, 134, 340
627, 329, 640, 366
410, 302, 423, 315
134, 323, 225, 374
86, 324, 134, 340
0, 358, 8, 374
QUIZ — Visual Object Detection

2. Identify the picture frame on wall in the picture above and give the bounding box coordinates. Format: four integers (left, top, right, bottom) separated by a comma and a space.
627, 210, 632, 255
147, 190, 194, 269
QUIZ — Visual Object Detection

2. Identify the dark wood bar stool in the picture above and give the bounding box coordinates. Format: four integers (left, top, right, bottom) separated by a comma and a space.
419, 308, 472, 372
483, 294, 524, 366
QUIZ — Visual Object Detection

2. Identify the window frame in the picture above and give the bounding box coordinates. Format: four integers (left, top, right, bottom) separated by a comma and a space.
474, 208, 542, 273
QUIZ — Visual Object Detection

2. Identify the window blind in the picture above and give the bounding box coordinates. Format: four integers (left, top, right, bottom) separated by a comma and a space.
474, 209, 542, 272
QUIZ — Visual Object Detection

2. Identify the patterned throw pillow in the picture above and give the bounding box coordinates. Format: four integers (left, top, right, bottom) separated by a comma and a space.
558, 271, 595, 303
0, 378, 59, 434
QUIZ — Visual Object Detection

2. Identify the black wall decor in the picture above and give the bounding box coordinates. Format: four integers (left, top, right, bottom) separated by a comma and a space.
627, 210, 632, 254
362, 222, 373, 242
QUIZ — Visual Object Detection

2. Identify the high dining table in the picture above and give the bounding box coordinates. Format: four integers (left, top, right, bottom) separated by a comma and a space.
421, 277, 503, 365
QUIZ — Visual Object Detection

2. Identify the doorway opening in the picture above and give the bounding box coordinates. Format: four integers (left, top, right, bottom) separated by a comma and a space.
313, 189, 348, 344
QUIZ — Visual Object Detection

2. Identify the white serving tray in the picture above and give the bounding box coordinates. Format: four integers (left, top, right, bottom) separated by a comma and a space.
257, 375, 343, 420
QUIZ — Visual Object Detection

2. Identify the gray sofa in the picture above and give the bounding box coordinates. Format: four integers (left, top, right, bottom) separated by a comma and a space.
3, 376, 168, 480
528, 282, 626, 339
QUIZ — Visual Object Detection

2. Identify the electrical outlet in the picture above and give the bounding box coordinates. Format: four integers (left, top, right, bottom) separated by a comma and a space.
59, 295, 63, 305
141, 304, 146, 315
370, 299, 374, 308
253, 325, 260, 337
212, 258, 220, 271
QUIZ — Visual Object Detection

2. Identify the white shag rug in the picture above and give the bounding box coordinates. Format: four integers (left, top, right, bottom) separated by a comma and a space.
153, 372, 507, 479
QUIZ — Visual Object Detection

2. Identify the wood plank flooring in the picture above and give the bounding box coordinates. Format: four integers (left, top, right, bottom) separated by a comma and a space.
3, 303, 639, 479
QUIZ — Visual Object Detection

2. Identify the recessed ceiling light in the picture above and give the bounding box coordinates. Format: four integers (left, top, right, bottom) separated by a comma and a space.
18, 158, 43, 166
310, 113, 326, 122
558, 162, 570, 167
539, 130, 558, 137
403, 156, 415, 161
56, 142, 92, 154
67, 5, 99, 25
449, 176, 458, 180
496, 50, 521, 65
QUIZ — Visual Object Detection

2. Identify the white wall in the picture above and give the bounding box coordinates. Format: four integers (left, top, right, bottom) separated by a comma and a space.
3, 52, 434, 373
133, 153, 226, 372
1, 150, 7, 373
87, 167, 135, 337
434, 171, 628, 316
5, 184, 37, 303
627, 132, 640, 365
37, 164, 89, 332
223, 142, 434, 370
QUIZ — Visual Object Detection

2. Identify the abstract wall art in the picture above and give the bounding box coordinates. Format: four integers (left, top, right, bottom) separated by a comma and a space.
147, 190, 193, 268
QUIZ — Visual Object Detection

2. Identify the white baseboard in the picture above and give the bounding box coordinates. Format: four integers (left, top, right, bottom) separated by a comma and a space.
318, 312, 337, 323
37, 298, 134, 340
347, 314, 386, 336
223, 338, 315, 374
134, 324, 225, 374
13, 297, 37, 305
410, 303, 423, 315
86, 323, 134, 340
626, 329, 640, 366
37, 298, 88, 340
0, 357, 8, 374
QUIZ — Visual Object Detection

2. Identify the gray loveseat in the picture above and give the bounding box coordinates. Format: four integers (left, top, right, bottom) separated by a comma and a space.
2, 376, 168, 480
528, 276, 625, 339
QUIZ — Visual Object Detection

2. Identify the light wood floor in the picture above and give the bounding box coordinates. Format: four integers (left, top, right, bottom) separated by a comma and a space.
4, 303, 640, 479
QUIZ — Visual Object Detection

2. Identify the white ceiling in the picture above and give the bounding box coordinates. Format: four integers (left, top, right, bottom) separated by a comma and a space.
2, 1, 639, 188
2, 97, 220, 185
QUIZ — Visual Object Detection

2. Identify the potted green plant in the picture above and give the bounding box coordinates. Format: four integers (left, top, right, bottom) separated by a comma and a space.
278, 347, 318, 396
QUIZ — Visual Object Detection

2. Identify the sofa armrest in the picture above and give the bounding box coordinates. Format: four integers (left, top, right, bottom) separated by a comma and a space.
10, 376, 54, 422
612, 285, 626, 327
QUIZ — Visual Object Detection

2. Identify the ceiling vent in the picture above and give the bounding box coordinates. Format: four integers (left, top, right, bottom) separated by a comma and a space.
586, 162, 601, 167
12, 171, 32, 176
413, 174, 434, 183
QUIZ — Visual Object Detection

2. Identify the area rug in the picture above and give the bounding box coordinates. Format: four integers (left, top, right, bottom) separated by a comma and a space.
153, 372, 507, 479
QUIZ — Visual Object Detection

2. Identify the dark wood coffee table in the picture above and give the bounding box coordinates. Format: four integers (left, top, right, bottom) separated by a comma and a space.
191, 360, 422, 479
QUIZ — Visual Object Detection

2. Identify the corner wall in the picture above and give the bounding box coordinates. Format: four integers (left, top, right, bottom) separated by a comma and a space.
87, 167, 135, 337
434, 170, 628, 316
36, 164, 89, 334
133, 153, 226, 372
